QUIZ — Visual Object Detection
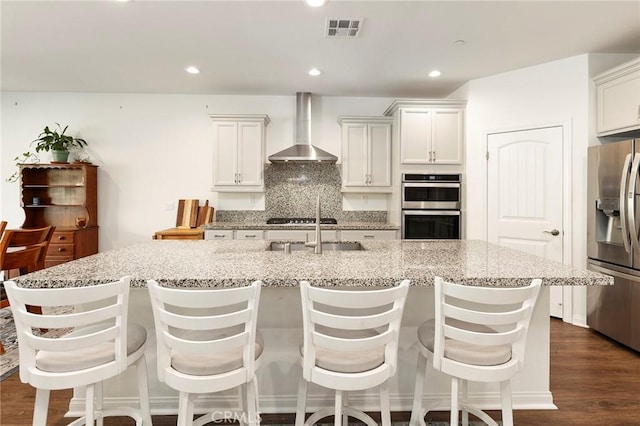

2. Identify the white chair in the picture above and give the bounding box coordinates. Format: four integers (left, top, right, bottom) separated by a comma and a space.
4, 276, 152, 426
410, 277, 542, 426
147, 280, 263, 426
296, 280, 410, 426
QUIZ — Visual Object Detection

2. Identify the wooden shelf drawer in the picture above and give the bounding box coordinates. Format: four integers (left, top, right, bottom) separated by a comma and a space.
51, 231, 75, 244
47, 243, 75, 260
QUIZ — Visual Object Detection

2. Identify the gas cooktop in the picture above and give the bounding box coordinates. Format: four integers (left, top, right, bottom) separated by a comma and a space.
266, 218, 338, 225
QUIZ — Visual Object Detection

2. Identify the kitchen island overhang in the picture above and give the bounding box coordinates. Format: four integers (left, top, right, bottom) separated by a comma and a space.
12, 240, 612, 417
14, 239, 611, 289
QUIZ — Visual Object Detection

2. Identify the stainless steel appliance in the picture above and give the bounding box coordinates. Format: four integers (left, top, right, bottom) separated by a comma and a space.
401, 173, 461, 239
587, 139, 640, 352
267, 92, 338, 163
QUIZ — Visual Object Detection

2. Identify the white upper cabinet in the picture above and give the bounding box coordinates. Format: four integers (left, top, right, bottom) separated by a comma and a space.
595, 57, 640, 137
210, 114, 270, 192
338, 116, 393, 193
384, 100, 466, 165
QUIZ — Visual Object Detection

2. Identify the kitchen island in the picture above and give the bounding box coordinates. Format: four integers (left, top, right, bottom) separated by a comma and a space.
13, 239, 611, 417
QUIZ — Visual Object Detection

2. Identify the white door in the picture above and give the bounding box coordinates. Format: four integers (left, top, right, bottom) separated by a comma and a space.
487, 126, 565, 318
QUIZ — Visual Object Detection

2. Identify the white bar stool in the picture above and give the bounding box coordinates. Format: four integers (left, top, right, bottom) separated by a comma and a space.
147, 280, 263, 426
296, 280, 410, 426
410, 277, 542, 426
4, 276, 152, 426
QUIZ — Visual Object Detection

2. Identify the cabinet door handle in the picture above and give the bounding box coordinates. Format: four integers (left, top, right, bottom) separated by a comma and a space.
244, 234, 256, 238
363, 235, 375, 239
234, 173, 238, 184
237, 173, 242, 184
214, 234, 226, 238
432, 150, 436, 162
58, 236, 66, 241
58, 247, 66, 252
429, 151, 432, 162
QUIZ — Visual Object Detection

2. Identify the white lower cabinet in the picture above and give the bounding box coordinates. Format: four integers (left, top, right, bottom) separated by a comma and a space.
205, 229, 398, 241
204, 230, 234, 240
236, 230, 265, 240
267, 229, 338, 241
339, 230, 398, 240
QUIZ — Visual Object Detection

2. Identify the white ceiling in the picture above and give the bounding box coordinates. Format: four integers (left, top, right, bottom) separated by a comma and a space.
2, 0, 639, 98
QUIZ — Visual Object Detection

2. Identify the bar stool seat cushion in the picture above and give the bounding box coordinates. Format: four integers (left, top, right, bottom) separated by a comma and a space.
418, 319, 511, 366
299, 326, 384, 373
36, 323, 147, 373
171, 330, 264, 376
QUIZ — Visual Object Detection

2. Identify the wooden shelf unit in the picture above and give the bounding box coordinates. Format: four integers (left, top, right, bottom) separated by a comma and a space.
20, 163, 98, 267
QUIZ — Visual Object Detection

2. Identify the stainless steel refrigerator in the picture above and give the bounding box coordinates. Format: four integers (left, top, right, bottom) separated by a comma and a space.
587, 139, 640, 352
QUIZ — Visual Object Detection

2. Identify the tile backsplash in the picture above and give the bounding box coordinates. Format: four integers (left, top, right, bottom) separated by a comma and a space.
216, 163, 387, 223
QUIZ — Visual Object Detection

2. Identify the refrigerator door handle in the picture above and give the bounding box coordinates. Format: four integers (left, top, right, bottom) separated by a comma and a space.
620, 153, 633, 253
628, 153, 640, 254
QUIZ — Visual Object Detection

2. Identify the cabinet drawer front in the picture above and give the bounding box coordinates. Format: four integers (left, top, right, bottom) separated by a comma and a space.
45, 259, 72, 268
267, 230, 338, 241
47, 243, 75, 259
236, 230, 264, 240
205, 230, 234, 240
340, 230, 398, 240
52, 231, 75, 244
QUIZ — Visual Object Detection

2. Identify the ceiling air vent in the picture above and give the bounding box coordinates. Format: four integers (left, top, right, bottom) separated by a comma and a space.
326, 18, 362, 37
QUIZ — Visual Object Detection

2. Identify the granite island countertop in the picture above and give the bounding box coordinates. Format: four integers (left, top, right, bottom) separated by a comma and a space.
13, 239, 611, 289
203, 221, 400, 230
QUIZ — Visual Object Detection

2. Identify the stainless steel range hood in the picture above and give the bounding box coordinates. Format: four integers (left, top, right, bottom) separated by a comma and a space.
268, 92, 338, 163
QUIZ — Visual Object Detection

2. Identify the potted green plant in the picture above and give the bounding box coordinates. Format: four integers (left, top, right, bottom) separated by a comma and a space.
5, 151, 40, 183
32, 123, 88, 163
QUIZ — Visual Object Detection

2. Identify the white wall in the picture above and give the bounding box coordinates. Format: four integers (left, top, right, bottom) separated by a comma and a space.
3, 55, 636, 319
454, 53, 636, 325
0, 93, 393, 249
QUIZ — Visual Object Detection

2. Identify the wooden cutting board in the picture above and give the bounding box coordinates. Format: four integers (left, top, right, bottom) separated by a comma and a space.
196, 201, 214, 227
176, 199, 199, 228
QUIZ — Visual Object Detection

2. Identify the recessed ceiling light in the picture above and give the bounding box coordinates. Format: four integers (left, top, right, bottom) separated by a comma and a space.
186, 66, 200, 74
305, 0, 327, 7
309, 68, 322, 77
453, 40, 466, 46
428, 70, 442, 78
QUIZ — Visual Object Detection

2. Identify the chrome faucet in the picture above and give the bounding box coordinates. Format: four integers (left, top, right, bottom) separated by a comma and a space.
305, 193, 322, 254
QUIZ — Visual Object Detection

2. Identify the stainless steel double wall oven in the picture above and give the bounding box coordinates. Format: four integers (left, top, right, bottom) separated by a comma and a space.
401, 173, 462, 239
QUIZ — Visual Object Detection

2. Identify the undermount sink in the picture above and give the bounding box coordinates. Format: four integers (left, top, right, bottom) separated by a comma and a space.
266, 241, 365, 252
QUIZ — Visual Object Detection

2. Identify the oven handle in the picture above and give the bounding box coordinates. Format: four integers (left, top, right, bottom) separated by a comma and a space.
402, 210, 460, 216
402, 182, 460, 188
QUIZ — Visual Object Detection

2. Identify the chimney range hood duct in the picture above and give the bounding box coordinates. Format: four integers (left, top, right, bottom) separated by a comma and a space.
268, 92, 338, 163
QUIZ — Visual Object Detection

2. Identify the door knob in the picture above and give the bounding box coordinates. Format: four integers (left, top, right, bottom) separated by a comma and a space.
544, 229, 560, 236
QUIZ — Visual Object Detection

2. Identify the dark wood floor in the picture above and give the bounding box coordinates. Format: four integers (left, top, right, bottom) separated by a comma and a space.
1, 318, 639, 425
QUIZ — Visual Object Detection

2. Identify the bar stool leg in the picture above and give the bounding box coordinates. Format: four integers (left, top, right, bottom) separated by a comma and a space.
295, 377, 308, 426
379, 381, 391, 426
334, 390, 343, 426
